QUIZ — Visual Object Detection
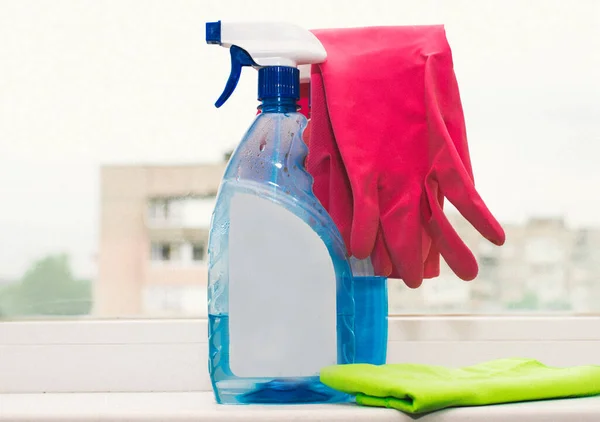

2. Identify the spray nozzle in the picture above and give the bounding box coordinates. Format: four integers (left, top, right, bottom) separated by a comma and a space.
205, 20, 326, 108
207, 21, 258, 108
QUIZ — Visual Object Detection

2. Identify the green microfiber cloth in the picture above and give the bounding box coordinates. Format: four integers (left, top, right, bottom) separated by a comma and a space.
320, 358, 600, 414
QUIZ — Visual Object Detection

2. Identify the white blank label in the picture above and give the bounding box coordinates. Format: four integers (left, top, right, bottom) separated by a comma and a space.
229, 193, 337, 378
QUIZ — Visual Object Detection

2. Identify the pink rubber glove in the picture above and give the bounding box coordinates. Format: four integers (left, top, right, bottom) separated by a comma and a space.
306, 25, 505, 288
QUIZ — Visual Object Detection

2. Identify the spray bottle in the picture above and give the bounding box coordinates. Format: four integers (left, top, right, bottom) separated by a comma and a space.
205, 21, 354, 405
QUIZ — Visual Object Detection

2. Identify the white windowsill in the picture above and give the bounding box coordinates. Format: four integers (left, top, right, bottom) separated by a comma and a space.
2, 316, 600, 394
1, 392, 600, 422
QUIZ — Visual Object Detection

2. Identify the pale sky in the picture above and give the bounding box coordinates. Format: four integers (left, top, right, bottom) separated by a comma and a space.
0, 0, 599, 278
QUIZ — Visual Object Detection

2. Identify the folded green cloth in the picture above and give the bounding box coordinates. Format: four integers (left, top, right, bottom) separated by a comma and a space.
320, 358, 600, 414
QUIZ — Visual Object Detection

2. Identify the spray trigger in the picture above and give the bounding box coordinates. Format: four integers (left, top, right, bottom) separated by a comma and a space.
215, 46, 257, 108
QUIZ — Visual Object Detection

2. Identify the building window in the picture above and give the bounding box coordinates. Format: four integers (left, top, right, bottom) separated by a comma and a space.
151, 242, 172, 261
160, 244, 171, 260
147, 198, 184, 225
192, 243, 205, 261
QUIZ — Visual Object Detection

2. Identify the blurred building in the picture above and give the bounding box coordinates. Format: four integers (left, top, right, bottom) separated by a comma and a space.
97, 161, 600, 316
96, 162, 226, 317
569, 228, 600, 312
389, 214, 600, 314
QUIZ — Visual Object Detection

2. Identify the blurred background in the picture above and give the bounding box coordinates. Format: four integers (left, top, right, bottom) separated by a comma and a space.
0, 0, 599, 319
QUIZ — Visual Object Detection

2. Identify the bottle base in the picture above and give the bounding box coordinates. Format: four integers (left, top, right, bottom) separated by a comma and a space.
212, 376, 352, 405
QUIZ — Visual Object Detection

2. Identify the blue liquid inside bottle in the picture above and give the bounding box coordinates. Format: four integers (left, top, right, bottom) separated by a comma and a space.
353, 276, 388, 365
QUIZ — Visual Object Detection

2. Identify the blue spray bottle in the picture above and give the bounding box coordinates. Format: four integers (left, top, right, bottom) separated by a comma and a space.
205, 21, 355, 405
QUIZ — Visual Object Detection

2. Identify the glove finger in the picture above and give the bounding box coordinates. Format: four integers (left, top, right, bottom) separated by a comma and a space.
350, 176, 380, 259
439, 165, 506, 247
422, 180, 442, 279
423, 243, 441, 279
327, 158, 354, 252
425, 175, 478, 281
380, 202, 424, 289
371, 227, 393, 277
426, 102, 505, 247
388, 246, 435, 280
424, 57, 505, 247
